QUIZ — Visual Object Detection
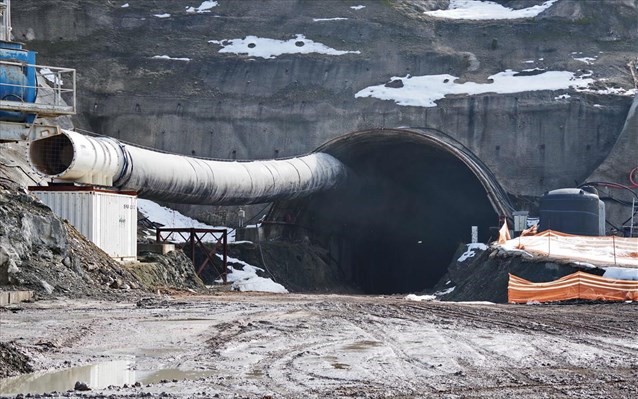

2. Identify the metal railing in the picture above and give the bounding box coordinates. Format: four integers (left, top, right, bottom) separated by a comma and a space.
0, 0, 10, 42
0, 60, 76, 116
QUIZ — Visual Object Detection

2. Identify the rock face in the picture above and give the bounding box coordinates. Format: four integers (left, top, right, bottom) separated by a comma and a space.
10, 0, 637, 201
0, 185, 141, 298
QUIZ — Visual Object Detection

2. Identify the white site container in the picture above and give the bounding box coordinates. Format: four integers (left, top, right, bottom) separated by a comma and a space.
31, 188, 137, 261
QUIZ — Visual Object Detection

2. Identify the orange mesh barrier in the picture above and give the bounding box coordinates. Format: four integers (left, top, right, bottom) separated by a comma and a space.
508, 271, 638, 303
499, 230, 638, 268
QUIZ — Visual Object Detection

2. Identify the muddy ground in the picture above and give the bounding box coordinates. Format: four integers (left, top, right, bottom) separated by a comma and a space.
1, 293, 636, 399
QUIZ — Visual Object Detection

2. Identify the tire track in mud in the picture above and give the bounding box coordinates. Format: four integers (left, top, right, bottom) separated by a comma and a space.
208, 305, 375, 395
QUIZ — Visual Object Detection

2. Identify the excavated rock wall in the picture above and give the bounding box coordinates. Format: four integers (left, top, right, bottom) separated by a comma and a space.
10, 0, 637, 201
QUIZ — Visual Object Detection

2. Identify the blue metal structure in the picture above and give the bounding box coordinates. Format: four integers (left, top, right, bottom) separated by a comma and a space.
0, 40, 37, 122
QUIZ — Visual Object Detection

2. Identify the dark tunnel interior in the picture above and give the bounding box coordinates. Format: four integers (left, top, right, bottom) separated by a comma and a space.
277, 132, 500, 295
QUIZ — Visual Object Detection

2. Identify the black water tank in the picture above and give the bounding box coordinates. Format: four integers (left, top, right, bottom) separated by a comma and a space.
539, 188, 605, 236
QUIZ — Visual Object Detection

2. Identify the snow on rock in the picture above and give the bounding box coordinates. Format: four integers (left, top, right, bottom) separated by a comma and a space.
603, 267, 638, 281
405, 294, 436, 302
572, 261, 597, 269
573, 56, 597, 64
151, 55, 191, 62
554, 93, 571, 100
313, 17, 349, 22
137, 199, 235, 242
39, 68, 63, 85
458, 243, 489, 263
434, 286, 456, 296
209, 34, 360, 59
217, 255, 288, 293
425, 0, 558, 20
153, 13, 171, 18
577, 87, 637, 97
186, 1, 218, 14
40, 279, 54, 294
350, 5, 366, 10
355, 70, 594, 107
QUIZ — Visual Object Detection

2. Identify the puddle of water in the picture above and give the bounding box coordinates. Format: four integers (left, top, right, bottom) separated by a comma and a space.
322, 356, 351, 370
140, 318, 213, 323
0, 361, 134, 395
246, 369, 264, 379
0, 361, 216, 396
343, 340, 382, 351
139, 368, 215, 384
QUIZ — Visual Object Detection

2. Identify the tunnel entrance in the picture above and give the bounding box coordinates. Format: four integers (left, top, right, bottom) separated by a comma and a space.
266, 129, 509, 295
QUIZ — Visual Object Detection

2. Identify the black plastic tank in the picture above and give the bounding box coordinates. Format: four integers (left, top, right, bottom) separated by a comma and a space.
539, 188, 605, 236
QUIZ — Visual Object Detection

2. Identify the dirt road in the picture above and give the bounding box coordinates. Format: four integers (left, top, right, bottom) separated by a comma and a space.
1, 293, 637, 398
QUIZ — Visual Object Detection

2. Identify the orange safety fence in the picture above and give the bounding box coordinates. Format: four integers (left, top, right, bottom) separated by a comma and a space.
508, 271, 638, 303
499, 230, 638, 268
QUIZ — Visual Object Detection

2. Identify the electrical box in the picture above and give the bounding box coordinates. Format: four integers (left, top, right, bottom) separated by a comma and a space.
30, 187, 137, 261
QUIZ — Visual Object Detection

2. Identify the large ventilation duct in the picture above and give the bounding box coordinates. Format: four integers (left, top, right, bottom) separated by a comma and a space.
28, 129, 346, 205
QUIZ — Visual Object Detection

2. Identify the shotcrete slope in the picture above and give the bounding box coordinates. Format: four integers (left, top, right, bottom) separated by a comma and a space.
10, 0, 638, 200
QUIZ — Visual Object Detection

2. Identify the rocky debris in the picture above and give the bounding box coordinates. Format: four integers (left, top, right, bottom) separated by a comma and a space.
0, 186, 143, 300
384, 79, 404, 88
203, 241, 357, 293
74, 381, 91, 391
127, 250, 206, 292
433, 243, 601, 303
0, 341, 33, 378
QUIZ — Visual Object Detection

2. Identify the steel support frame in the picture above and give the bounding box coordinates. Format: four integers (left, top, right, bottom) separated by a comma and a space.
155, 228, 228, 283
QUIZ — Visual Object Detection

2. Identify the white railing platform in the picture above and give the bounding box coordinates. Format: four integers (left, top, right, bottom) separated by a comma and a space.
0, 61, 76, 117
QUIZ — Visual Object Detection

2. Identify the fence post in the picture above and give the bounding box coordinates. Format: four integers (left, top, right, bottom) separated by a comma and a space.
613, 234, 616, 265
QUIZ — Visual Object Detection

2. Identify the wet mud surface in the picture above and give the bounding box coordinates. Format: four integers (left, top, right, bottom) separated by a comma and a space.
1, 294, 637, 398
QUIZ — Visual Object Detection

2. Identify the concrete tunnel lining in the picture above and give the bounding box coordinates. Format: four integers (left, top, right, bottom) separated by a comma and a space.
267, 128, 513, 295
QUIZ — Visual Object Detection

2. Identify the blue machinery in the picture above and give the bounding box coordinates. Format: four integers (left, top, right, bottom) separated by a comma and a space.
0, 40, 37, 123
0, 0, 76, 142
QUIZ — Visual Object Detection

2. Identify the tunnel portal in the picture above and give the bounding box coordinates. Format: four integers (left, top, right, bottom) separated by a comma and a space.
266, 129, 510, 295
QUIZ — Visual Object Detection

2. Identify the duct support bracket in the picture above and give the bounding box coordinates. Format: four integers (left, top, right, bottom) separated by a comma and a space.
156, 228, 229, 284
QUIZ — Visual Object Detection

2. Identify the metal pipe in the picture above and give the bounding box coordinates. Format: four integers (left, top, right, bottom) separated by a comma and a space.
28, 129, 347, 205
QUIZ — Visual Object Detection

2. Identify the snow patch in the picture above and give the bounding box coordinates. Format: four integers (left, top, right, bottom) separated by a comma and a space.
350, 5, 366, 10
425, 0, 558, 20
405, 294, 436, 302
603, 267, 638, 281
151, 55, 191, 62
209, 34, 360, 59
153, 13, 171, 18
355, 70, 594, 107
137, 199, 234, 242
217, 254, 288, 293
186, 1, 218, 13
39, 68, 63, 85
458, 243, 489, 263
121, 3, 129, 8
